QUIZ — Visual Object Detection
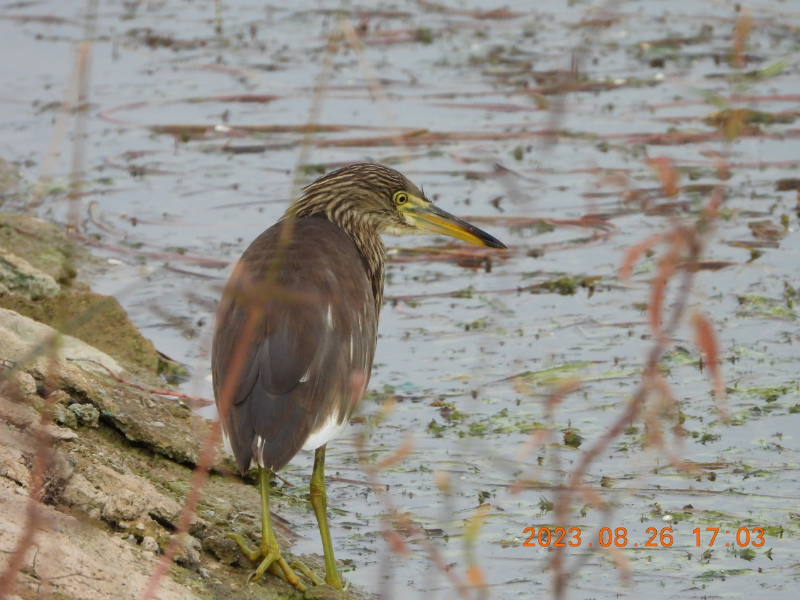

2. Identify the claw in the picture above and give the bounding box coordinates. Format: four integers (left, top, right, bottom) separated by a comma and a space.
226, 531, 306, 592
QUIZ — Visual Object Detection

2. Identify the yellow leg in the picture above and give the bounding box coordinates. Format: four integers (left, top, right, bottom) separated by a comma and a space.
226, 467, 306, 592
309, 445, 343, 590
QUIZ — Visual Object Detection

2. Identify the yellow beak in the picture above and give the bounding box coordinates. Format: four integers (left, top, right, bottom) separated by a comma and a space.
403, 203, 506, 249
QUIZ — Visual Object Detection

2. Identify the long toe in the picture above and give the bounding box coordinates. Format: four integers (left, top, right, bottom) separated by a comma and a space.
227, 532, 306, 592
289, 560, 326, 586
225, 533, 261, 562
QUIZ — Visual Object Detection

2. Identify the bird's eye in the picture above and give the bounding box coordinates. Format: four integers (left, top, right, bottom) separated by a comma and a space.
394, 192, 408, 205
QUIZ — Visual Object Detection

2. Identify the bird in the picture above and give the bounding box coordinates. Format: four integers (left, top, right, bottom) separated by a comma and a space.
211, 163, 506, 591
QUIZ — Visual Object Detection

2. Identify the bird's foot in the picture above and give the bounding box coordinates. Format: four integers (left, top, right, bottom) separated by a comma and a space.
290, 560, 345, 590
225, 533, 306, 592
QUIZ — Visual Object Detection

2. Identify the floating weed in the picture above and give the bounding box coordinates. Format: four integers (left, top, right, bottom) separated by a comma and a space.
703, 108, 796, 134
736, 548, 757, 561
727, 344, 767, 361
539, 275, 602, 296
430, 399, 465, 422
538, 497, 554, 514
741, 468, 772, 479
660, 346, 696, 366
427, 419, 446, 437
727, 409, 752, 426
511, 362, 591, 389
776, 178, 800, 192
763, 525, 785, 538
736, 295, 796, 319
299, 163, 327, 176
748, 219, 785, 242
738, 382, 797, 402
452, 285, 475, 299
718, 59, 789, 84
455, 408, 544, 439
467, 422, 488, 437
696, 568, 753, 579
415, 28, 434, 44
599, 366, 642, 380
563, 430, 584, 448
784, 281, 800, 309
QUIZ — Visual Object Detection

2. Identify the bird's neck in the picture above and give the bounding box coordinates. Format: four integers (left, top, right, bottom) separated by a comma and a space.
347, 225, 386, 316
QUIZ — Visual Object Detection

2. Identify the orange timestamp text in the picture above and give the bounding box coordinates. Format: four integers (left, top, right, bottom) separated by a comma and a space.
522, 526, 767, 548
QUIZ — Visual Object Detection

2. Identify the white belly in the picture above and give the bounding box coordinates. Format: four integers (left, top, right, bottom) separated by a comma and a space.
302, 415, 348, 451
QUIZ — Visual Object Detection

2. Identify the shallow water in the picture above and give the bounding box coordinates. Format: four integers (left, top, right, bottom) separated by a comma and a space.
2, 0, 800, 598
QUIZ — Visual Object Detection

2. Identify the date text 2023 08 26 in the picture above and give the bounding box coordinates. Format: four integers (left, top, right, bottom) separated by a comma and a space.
522, 526, 766, 548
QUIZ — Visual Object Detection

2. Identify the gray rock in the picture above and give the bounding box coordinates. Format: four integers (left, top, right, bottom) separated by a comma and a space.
0, 395, 40, 431
0, 309, 214, 466
202, 534, 241, 565
141, 535, 159, 553
0, 308, 214, 466
46, 424, 78, 440
0, 478, 195, 599
102, 487, 147, 523
0, 370, 38, 398
0, 431, 30, 488
61, 472, 109, 513
0, 398, 74, 498
53, 403, 79, 428
69, 402, 100, 427
173, 533, 201, 570
0, 250, 60, 300
0, 308, 122, 375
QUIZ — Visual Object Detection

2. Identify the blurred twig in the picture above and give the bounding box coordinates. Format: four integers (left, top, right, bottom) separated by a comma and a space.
340, 19, 409, 153
0, 340, 62, 597
67, 0, 98, 232
65, 358, 213, 407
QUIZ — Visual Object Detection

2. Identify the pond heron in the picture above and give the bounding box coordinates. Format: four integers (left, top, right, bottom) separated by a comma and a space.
212, 163, 506, 590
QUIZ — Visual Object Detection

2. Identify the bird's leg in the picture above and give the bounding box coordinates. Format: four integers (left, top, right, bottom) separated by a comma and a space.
309, 444, 343, 590
226, 467, 305, 591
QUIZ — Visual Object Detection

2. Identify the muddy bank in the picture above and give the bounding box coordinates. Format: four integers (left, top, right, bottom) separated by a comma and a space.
0, 212, 362, 599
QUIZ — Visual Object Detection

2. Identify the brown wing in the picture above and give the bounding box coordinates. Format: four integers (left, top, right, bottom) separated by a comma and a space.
212, 217, 377, 474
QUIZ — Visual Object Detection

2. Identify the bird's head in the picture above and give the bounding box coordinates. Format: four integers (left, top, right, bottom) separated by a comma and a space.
290, 163, 507, 249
